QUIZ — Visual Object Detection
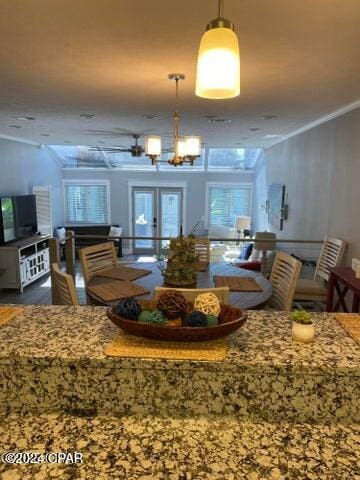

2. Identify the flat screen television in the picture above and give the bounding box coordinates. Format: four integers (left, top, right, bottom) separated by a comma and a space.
0, 194, 38, 245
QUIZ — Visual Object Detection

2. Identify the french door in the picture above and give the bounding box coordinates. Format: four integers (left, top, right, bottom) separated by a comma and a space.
132, 186, 183, 255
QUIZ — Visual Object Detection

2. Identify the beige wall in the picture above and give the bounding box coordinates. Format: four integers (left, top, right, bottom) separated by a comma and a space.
254, 107, 360, 263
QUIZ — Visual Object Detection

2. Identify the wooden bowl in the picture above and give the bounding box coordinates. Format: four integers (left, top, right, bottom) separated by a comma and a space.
106, 301, 247, 342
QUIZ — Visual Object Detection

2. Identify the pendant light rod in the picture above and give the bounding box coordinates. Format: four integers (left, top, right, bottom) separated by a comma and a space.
168, 73, 185, 150
218, 0, 224, 18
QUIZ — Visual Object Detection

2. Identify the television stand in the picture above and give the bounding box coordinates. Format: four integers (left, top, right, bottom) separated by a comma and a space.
0, 235, 50, 293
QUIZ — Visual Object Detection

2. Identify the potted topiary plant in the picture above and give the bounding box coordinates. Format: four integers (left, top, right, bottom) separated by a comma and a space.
291, 310, 315, 343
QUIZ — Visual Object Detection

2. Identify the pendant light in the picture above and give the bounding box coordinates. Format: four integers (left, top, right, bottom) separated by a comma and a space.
196, 0, 240, 99
145, 74, 201, 166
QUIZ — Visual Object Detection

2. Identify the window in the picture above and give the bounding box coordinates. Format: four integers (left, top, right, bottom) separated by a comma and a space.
64, 181, 110, 224
208, 148, 260, 170
207, 183, 252, 227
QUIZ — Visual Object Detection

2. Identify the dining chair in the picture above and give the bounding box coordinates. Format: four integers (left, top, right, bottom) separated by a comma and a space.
154, 286, 229, 304
51, 263, 79, 306
79, 242, 117, 285
268, 252, 302, 311
293, 235, 346, 304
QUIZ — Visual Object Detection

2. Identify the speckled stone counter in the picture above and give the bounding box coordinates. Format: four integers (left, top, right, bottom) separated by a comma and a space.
1, 413, 359, 480
0, 306, 359, 422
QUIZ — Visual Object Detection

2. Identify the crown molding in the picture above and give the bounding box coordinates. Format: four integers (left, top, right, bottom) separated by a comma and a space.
265, 98, 360, 149
0, 133, 41, 147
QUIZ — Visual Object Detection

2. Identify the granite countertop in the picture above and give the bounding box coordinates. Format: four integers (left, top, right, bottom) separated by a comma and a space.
0, 305, 359, 374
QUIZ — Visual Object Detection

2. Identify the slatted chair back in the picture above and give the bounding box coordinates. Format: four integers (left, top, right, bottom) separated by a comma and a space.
51, 263, 79, 306
314, 235, 346, 283
195, 237, 210, 263
269, 252, 301, 311
79, 242, 117, 285
154, 286, 229, 304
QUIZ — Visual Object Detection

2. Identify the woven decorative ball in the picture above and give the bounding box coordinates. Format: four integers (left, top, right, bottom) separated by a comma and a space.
194, 292, 221, 317
184, 310, 207, 327
156, 290, 188, 319
146, 310, 166, 325
116, 298, 141, 320
138, 311, 153, 323
206, 314, 218, 326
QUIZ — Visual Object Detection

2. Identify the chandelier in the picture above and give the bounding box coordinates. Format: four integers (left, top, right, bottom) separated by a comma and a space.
145, 74, 201, 166
196, 0, 240, 99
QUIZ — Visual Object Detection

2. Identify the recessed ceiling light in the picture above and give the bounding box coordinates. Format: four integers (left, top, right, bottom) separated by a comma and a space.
40, 133, 50, 137
262, 115, 278, 120
249, 127, 260, 131
64, 140, 72, 143
242, 137, 248, 140
235, 142, 242, 145
97, 141, 105, 144
80, 114, 96, 119
9, 125, 21, 128
204, 115, 219, 119
143, 114, 159, 119
208, 118, 232, 124
17, 116, 36, 121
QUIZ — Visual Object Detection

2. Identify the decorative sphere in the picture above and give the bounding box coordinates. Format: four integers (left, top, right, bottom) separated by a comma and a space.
116, 298, 141, 320
156, 290, 188, 319
147, 310, 166, 325
138, 311, 153, 323
194, 292, 221, 316
184, 310, 207, 327
206, 314, 218, 326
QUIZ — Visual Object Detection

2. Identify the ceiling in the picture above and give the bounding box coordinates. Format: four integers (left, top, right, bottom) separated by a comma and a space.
0, 0, 359, 149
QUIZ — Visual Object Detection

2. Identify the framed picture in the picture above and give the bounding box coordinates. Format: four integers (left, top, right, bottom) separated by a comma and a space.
268, 184, 286, 230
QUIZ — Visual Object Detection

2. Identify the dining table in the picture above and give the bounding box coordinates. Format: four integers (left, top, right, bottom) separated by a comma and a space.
86, 262, 273, 310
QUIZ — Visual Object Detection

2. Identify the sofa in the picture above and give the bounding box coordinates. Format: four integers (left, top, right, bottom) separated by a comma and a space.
207, 225, 238, 262
58, 225, 123, 257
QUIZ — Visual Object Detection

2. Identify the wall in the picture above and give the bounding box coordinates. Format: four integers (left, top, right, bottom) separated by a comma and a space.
0, 139, 63, 230
62, 169, 254, 250
253, 107, 360, 263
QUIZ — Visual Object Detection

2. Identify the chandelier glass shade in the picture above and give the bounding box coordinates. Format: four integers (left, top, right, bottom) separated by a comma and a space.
145, 74, 201, 166
196, 0, 240, 99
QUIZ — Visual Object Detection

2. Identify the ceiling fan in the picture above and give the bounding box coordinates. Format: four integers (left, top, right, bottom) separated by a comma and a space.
90, 134, 144, 157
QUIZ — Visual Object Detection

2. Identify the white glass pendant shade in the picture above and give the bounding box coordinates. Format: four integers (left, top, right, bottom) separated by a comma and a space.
196, 27, 240, 99
145, 136, 161, 156
184, 136, 201, 156
176, 138, 187, 157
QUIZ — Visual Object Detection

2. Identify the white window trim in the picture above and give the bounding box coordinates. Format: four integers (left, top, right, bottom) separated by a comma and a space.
63, 179, 111, 226
205, 182, 253, 229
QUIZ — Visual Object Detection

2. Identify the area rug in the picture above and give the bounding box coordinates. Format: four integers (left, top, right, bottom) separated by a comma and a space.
105, 331, 227, 361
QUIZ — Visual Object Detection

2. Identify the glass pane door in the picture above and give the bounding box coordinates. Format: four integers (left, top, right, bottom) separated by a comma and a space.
159, 189, 182, 251
133, 188, 155, 252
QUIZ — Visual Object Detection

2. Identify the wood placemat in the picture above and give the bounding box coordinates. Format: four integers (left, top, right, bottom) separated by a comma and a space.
335, 313, 360, 345
96, 266, 152, 281
213, 275, 262, 292
0, 307, 24, 326
105, 331, 227, 361
88, 281, 149, 302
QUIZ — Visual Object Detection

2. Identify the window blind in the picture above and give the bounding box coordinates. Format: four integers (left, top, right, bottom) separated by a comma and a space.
64, 183, 109, 224
209, 186, 251, 227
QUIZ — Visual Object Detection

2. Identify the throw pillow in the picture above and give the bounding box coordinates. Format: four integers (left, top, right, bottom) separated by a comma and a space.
238, 242, 253, 260
109, 225, 123, 238
239, 260, 261, 271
